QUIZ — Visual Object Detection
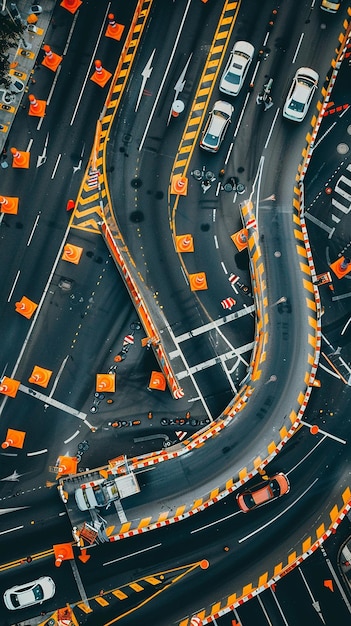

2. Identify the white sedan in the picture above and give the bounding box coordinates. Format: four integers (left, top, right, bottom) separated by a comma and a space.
283, 67, 319, 122
3, 576, 55, 610
200, 100, 234, 152
219, 41, 255, 96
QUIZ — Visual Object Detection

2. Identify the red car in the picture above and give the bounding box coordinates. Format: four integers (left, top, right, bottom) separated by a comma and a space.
237, 473, 290, 512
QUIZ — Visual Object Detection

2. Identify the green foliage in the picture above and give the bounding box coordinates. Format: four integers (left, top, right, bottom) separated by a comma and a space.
0, 13, 25, 87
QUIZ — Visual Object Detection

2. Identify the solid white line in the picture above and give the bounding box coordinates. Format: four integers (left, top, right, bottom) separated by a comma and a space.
191, 510, 238, 534
264, 108, 280, 150
257, 594, 274, 626
51, 153, 61, 179
0, 525, 23, 536
103, 543, 162, 566
26, 138, 33, 152
139, 0, 192, 151
320, 544, 351, 613
49, 355, 70, 398
292, 33, 304, 64
180, 265, 189, 285
214, 235, 219, 249
300, 421, 346, 444
233, 92, 250, 138
64, 430, 80, 444
7, 270, 20, 302
27, 449, 48, 456
221, 261, 227, 274
26, 214, 40, 246
63, 9, 80, 56
270, 587, 290, 626
70, 3, 111, 126
238, 478, 319, 543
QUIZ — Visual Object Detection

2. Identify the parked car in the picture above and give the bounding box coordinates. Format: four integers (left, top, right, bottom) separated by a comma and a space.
236, 473, 290, 512
89, 392, 105, 413
114, 420, 141, 428
190, 418, 211, 427
283, 67, 319, 122
219, 41, 255, 96
200, 100, 234, 152
9, 78, 24, 94
320, 0, 342, 12
3, 576, 55, 610
160, 418, 186, 426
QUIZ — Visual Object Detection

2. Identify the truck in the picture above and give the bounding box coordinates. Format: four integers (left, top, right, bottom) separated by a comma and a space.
74, 473, 140, 511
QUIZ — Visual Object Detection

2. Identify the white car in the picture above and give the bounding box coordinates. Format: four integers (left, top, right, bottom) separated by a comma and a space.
3, 576, 55, 610
200, 100, 234, 152
283, 67, 319, 122
219, 41, 255, 96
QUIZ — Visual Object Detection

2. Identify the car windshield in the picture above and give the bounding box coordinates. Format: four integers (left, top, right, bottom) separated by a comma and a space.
268, 479, 281, 497
213, 109, 229, 120
288, 99, 305, 113
242, 492, 255, 508
225, 70, 241, 85
298, 76, 314, 88
204, 134, 219, 147
9, 593, 20, 608
32, 584, 44, 601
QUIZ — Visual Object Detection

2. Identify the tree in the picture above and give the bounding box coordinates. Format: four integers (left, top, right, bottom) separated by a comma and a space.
0, 12, 25, 88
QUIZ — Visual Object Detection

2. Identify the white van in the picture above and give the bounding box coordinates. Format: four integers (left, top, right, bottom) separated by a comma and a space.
75, 479, 118, 511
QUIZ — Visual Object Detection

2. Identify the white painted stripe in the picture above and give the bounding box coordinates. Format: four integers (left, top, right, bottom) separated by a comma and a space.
103, 543, 162, 566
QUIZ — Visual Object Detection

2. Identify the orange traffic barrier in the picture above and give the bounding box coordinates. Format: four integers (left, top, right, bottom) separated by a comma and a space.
28, 94, 46, 117
1, 428, 26, 449
62, 243, 83, 264
0, 377, 20, 398
91, 60, 112, 87
15, 296, 38, 319
57, 455, 78, 478
171, 174, 188, 195
28, 365, 53, 388
105, 13, 125, 40
189, 272, 208, 291
11, 147, 30, 169
42, 45, 62, 72
0, 195, 19, 214
175, 234, 194, 252
96, 373, 115, 392
231, 228, 248, 252
53, 542, 74, 567
330, 256, 351, 279
60, 0, 82, 13
148, 371, 166, 391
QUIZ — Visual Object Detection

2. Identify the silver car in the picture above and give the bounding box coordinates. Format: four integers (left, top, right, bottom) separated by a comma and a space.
3, 576, 55, 610
200, 100, 234, 152
283, 67, 319, 122
220, 41, 255, 96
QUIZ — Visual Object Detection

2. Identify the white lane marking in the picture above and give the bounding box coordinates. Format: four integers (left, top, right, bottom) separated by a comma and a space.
314, 121, 337, 150
70, 2, 111, 126
0, 525, 23, 535
301, 421, 346, 444
288, 435, 326, 475
19, 385, 87, 421
51, 153, 61, 179
264, 107, 280, 150
63, 8, 80, 56
26, 138, 33, 152
270, 586, 290, 626
176, 342, 253, 379
225, 141, 234, 165
27, 449, 48, 456
233, 91, 250, 138
103, 543, 162, 566
191, 510, 239, 534
174, 305, 255, 344
221, 261, 227, 274
292, 33, 304, 64
238, 479, 319, 543
7, 270, 20, 302
214, 235, 219, 249
26, 214, 40, 246
212, 208, 216, 222
48, 355, 70, 398
180, 265, 189, 285
139, 0, 192, 151
298, 566, 326, 625
64, 430, 80, 444
215, 182, 221, 196
319, 362, 341, 378
257, 594, 274, 626
0, 507, 29, 515
304, 211, 334, 235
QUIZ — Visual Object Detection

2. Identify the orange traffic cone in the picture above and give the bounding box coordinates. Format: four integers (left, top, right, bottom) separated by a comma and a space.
11, 147, 30, 169
189, 272, 208, 291
175, 234, 194, 252
60, 0, 82, 13
28, 94, 46, 117
53, 542, 74, 567
90, 60, 111, 87
42, 45, 62, 72
105, 13, 125, 40
1, 428, 26, 449
0, 195, 19, 214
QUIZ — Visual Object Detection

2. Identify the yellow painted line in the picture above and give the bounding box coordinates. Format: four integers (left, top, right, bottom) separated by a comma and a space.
112, 589, 128, 600
303, 278, 314, 292
144, 576, 162, 585
288, 551, 297, 564
280, 425, 289, 439
342, 486, 351, 504
77, 602, 93, 613
95, 596, 109, 606
138, 517, 152, 528
175, 504, 186, 516
129, 582, 144, 592
274, 562, 283, 575
211, 601, 221, 613
75, 206, 102, 218
267, 441, 277, 454
316, 523, 326, 538
242, 582, 253, 595
258, 572, 269, 586
302, 537, 312, 552
329, 504, 339, 522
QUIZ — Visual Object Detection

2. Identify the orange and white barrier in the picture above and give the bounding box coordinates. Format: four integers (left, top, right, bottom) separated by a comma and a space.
42, 45, 62, 72
10, 147, 30, 169
60, 0, 82, 13
91, 60, 112, 88
28, 94, 46, 117
105, 13, 125, 40
0, 195, 19, 214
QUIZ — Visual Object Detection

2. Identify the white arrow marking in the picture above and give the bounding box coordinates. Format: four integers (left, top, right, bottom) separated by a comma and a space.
0, 507, 29, 515
299, 567, 326, 624
167, 53, 193, 124
135, 49, 156, 112
36, 132, 49, 168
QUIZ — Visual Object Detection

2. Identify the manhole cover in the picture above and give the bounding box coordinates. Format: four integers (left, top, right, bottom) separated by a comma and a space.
337, 143, 349, 155
131, 178, 142, 188
130, 210, 144, 223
